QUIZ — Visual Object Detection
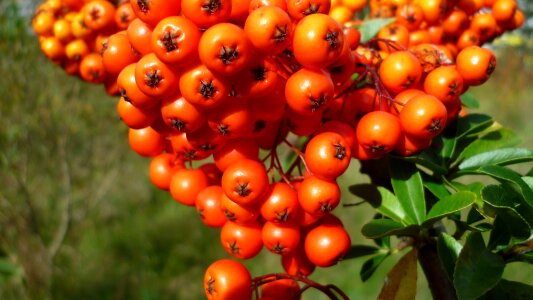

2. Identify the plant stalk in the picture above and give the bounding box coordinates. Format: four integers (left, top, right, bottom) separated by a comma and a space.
418, 242, 458, 300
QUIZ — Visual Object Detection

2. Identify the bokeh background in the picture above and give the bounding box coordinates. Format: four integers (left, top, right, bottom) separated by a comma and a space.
1, 0, 532, 299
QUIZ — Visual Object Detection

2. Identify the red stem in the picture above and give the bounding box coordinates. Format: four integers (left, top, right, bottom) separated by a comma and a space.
252, 273, 350, 300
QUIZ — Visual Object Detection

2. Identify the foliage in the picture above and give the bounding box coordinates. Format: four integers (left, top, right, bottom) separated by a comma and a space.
347, 104, 533, 299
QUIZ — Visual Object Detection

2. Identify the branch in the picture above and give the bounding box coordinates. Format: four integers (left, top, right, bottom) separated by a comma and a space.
48, 136, 72, 259
418, 241, 458, 300
502, 239, 533, 262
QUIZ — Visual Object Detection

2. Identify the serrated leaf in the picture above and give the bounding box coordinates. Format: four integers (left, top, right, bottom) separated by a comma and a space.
481, 185, 532, 239
458, 128, 521, 161
389, 158, 426, 224
455, 165, 533, 211
344, 245, 382, 260
460, 92, 480, 109
437, 233, 463, 281
378, 248, 418, 300
423, 191, 476, 227
360, 254, 389, 282
357, 18, 396, 43
483, 279, 533, 300
362, 219, 420, 239
454, 232, 505, 300
348, 184, 406, 223
459, 148, 533, 170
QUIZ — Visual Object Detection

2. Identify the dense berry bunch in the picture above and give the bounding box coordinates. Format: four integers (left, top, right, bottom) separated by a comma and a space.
32, 0, 523, 298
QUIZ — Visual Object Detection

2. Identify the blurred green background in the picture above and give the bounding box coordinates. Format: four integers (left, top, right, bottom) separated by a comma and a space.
0, 1, 532, 299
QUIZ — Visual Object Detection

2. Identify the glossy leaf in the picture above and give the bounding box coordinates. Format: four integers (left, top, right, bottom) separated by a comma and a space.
437, 233, 463, 281
345, 245, 382, 260
374, 236, 391, 249
454, 232, 505, 300
378, 248, 418, 300
458, 128, 521, 161
422, 174, 451, 200
395, 151, 447, 175
522, 176, 533, 189
360, 254, 389, 282
362, 219, 420, 239
460, 92, 480, 109
459, 148, 533, 170
357, 18, 395, 43
481, 184, 533, 238
389, 158, 426, 225
423, 192, 476, 227
349, 184, 406, 223
455, 165, 533, 210
483, 279, 533, 300
455, 114, 494, 138
487, 216, 512, 251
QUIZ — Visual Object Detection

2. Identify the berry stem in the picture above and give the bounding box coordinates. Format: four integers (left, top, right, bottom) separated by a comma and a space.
252, 273, 350, 300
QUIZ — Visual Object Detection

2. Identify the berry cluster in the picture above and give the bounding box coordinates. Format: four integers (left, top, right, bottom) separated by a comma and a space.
369, 0, 524, 52
32, 0, 523, 298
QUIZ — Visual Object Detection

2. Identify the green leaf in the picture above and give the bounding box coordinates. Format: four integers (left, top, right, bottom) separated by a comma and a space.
454, 232, 505, 300
481, 184, 533, 239
460, 92, 480, 109
437, 233, 463, 282
522, 176, 533, 189
487, 216, 512, 250
357, 18, 396, 43
509, 252, 533, 264
440, 114, 494, 163
394, 151, 447, 175
457, 128, 521, 161
456, 114, 494, 138
455, 165, 533, 210
362, 219, 420, 239
483, 279, 533, 300
389, 158, 426, 224
344, 245, 381, 260
466, 207, 485, 224
374, 236, 391, 249
360, 254, 389, 282
421, 174, 451, 200
378, 248, 418, 300
423, 192, 476, 227
348, 184, 406, 223
459, 148, 533, 170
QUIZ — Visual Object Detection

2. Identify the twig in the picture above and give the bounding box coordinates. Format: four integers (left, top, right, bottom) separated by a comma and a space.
253, 273, 350, 300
